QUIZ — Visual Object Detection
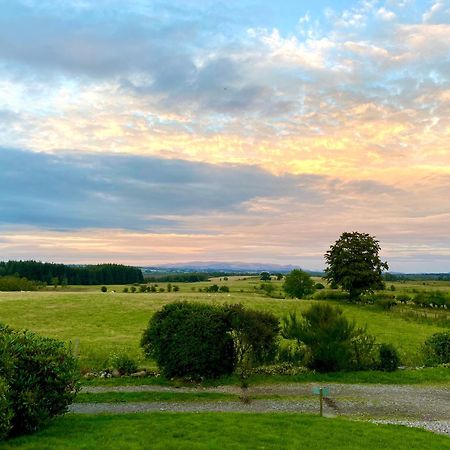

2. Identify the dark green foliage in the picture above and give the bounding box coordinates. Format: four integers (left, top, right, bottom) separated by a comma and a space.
378, 343, 399, 371
314, 282, 325, 290
0, 324, 80, 436
143, 273, 209, 283
0, 276, 38, 292
225, 304, 279, 368
141, 302, 235, 379
219, 285, 230, 293
283, 269, 315, 299
422, 331, 450, 366
314, 290, 350, 301
260, 283, 275, 296
109, 353, 138, 375
377, 298, 397, 310
0, 377, 12, 440
101, 286, 107, 293
282, 304, 374, 372
349, 329, 377, 370
0, 260, 143, 285
396, 294, 410, 304
275, 273, 283, 280
412, 291, 449, 309
324, 232, 389, 300
206, 284, 219, 293
259, 272, 271, 281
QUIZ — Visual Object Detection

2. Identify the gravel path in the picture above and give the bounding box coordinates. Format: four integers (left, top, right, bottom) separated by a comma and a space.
74, 383, 450, 436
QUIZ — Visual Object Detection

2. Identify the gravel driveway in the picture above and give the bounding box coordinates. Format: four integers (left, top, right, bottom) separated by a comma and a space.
73, 383, 450, 436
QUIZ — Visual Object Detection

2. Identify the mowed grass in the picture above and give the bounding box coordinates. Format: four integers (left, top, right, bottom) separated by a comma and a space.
3, 413, 449, 450
0, 278, 447, 369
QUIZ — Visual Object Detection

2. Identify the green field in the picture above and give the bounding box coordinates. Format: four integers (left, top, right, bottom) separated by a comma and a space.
3, 413, 449, 450
0, 277, 448, 370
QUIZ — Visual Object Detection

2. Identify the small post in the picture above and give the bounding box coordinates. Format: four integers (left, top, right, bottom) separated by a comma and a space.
319, 387, 323, 417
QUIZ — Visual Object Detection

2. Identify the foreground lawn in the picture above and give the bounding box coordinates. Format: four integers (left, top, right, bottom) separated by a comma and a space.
0, 289, 444, 369
3, 413, 449, 449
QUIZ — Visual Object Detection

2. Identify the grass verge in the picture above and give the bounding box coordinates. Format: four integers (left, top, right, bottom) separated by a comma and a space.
2, 413, 449, 449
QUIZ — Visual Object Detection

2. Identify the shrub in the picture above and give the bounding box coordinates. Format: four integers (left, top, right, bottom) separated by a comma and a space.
219, 285, 230, 293
349, 329, 377, 370
282, 304, 356, 372
0, 377, 12, 440
109, 352, 138, 375
101, 286, 107, 292
377, 298, 397, 310
422, 331, 450, 366
206, 284, 219, 293
277, 340, 305, 365
314, 290, 350, 301
396, 294, 410, 304
123, 287, 129, 293
225, 304, 279, 369
314, 282, 325, 290
141, 302, 235, 378
378, 343, 399, 371
0, 324, 79, 436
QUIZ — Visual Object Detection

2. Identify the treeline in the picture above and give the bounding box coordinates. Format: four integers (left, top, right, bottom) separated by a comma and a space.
385, 272, 450, 281
0, 261, 143, 285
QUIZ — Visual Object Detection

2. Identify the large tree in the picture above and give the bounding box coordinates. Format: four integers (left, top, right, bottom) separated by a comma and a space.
324, 232, 388, 300
283, 269, 315, 299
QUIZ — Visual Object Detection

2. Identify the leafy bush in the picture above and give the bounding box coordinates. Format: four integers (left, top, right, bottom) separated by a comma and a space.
378, 343, 399, 371
422, 331, 450, 366
314, 290, 350, 301
349, 329, 377, 370
277, 340, 305, 365
219, 285, 230, 293
225, 304, 279, 369
0, 377, 12, 440
0, 276, 38, 292
109, 352, 138, 375
377, 298, 397, 310
396, 294, 410, 304
314, 283, 325, 290
141, 302, 235, 379
0, 324, 79, 436
101, 286, 107, 292
206, 284, 219, 293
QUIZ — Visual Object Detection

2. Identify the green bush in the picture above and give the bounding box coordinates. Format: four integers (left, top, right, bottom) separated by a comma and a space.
101, 286, 107, 292
378, 343, 399, 371
282, 304, 357, 372
314, 290, 350, 301
109, 352, 138, 375
422, 331, 450, 366
219, 285, 230, 293
0, 324, 79, 436
314, 283, 325, 290
377, 298, 397, 310
0, 377, 12, 440
225, 304, 279, 369
396, 294, 410, 304
141, 302, 235, 379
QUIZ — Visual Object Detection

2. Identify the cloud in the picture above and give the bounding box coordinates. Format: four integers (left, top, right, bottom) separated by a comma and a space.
0, 147, 327, 230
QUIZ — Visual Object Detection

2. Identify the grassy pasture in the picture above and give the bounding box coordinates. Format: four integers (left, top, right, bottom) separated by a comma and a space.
0, 276, 448, 370
3, 413, 449, 449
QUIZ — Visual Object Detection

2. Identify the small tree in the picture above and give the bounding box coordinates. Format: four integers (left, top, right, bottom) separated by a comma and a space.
283, 269, 315, 299
101, 286, 107, 293
324, 232, 389, 301
260, 272, 271, 281
282, 304, 358, 372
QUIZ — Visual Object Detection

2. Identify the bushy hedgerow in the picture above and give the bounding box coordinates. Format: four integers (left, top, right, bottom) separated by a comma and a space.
422, 331, 450, 366
0, 324, 80, 437
141, 302, 280, 379
141, 302, 235, 378
109, 352, 138, 375
0, 377, 12, 440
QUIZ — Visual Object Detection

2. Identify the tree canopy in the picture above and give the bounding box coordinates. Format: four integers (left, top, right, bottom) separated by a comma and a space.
283, 269, 315, 299
324, 232, 388, 300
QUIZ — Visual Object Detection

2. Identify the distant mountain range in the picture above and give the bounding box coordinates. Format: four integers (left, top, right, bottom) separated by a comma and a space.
142, 261, 323, 275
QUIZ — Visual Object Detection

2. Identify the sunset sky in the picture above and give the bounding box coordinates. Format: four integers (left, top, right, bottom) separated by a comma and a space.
0, 0, 449, 271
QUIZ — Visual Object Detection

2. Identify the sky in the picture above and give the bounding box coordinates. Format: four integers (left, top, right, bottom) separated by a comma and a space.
0, 0, 449, 272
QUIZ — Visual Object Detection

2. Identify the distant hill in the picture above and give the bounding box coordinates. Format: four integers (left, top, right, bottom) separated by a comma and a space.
142, 261, 324, 276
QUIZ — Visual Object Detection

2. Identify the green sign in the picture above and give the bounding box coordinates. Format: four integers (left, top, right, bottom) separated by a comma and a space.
312, 387, 329, 396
